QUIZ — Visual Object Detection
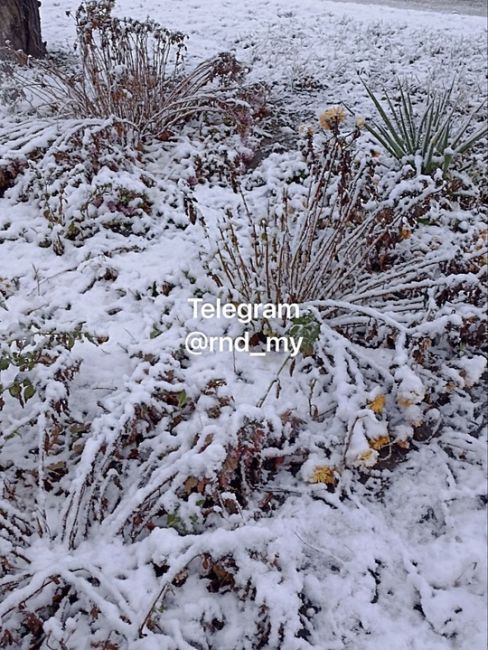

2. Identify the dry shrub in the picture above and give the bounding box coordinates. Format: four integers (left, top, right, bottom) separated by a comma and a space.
202, 124, 486, 471
3, 117, 155, 251
2, 0, 253, 140
210, 125, 409, 305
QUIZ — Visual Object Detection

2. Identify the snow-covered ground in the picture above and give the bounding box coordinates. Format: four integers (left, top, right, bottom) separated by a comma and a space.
0, 1, 487, 649
41, 0, 487, 50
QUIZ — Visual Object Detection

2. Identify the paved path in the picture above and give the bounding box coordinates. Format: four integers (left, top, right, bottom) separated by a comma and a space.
331, 0, 486, 16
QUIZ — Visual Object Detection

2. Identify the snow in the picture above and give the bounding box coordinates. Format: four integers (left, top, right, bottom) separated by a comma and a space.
0, 0, 486, 649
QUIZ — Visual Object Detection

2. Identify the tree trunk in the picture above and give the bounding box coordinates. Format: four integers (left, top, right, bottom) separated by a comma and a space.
0, 0, 45, 58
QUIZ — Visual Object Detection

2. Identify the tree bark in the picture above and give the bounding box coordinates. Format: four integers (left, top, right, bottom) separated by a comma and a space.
0, 0, 45, 58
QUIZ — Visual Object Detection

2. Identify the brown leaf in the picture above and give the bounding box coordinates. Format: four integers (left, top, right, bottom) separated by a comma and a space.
24, 612, 43, 636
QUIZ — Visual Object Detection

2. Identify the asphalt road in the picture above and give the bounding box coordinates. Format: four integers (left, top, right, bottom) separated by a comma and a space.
331, 0, 487, 16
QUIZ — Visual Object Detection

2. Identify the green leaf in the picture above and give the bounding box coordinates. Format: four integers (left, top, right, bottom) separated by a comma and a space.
362, 78, 485, 177
288, 313, 321, 356
167, 513, 182, 529
8, 382, 21, 399
177, 390, 187, 408
23, 382, 36, 403
150, 325, 162, 339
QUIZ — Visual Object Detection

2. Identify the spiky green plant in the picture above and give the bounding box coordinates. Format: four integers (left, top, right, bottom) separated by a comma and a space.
361, 80, 487, 176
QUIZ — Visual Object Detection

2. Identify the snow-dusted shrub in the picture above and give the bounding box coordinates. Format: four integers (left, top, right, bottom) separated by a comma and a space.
1, 249, 485, 648
200, 126, 487, 471
1, 325, 82, 413
2, 117, 157, 251
3, 0, 251, 141
0, 317, 110, 644
0, 334, 301, 647
0, 209, 485, 648
0, 319, 105, 530
209, 123, 430, 305
360, 79, 487, 176
38, 164, 155, 250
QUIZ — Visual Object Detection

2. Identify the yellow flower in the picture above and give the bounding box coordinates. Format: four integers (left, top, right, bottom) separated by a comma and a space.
397, 397, 413, 408
356, 116, 366, 129
369, 435, 390, 450
311, 465, 336, 485
319, 106, 346, 130
356, 449, 378, 467
368, 394, 385, 414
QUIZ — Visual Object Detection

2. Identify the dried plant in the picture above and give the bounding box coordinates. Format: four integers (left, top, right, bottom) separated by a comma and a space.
202, 125, 486, 467
2, 0, 251, 139
211, 125, 404, 305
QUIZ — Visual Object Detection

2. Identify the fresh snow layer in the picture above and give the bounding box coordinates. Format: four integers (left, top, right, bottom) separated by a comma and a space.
0, 1, 486, 649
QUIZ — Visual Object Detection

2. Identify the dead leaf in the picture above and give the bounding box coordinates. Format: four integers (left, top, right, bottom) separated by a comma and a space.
368, 394, 385, 414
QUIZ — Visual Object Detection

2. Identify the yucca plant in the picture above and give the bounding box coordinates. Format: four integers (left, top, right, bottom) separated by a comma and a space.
361, 80, 487, 176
